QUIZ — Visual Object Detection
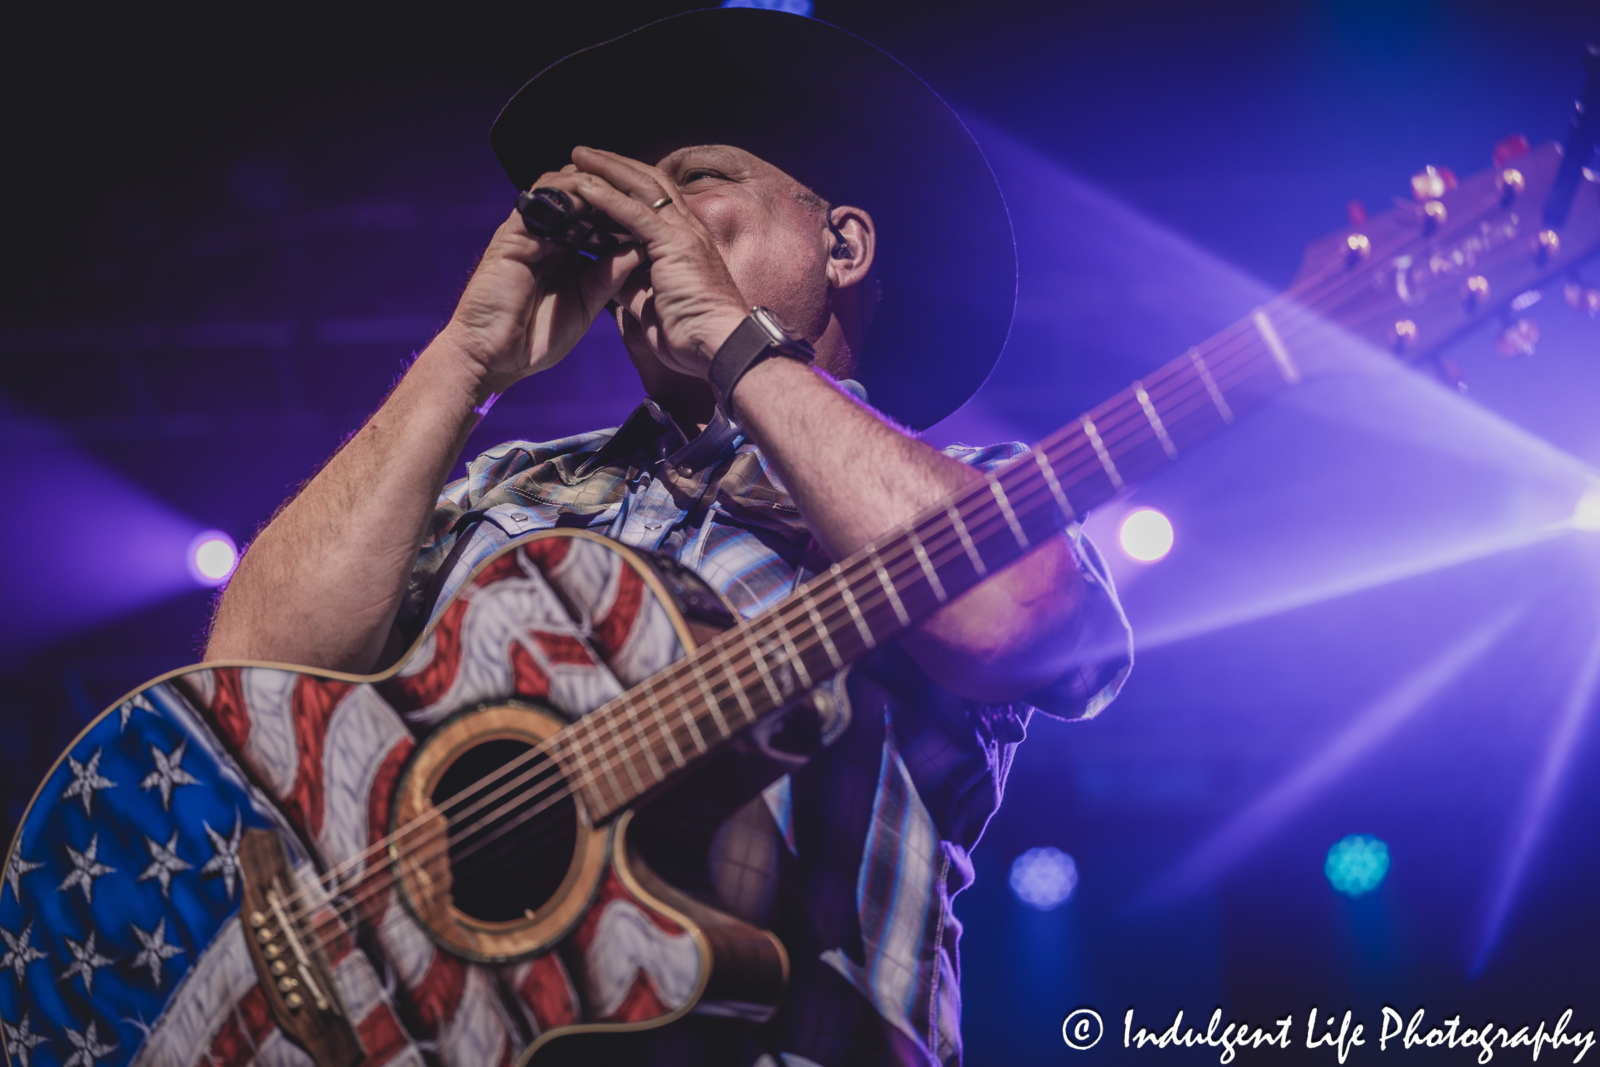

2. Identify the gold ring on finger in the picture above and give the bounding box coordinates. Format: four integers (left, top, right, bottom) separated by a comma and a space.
648, 196, 673, 211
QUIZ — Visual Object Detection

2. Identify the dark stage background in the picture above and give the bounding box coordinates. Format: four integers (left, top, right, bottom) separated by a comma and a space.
4, 2, 1600, 1063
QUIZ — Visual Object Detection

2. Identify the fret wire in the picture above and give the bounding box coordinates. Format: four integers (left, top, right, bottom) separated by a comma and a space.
1133, 380, 1179, 459
578, 466, 1068, 815
573, 720, 626, 813
309, 305, 1333, 926
741, 626, 787, 706
1069, 339, 1266, 483
769, 611, 814, 690
1033, 449, 1077, 523
799, 586, 845, 669
715, 640, 760, 725
1188, 347, 1235, 423
989, 480, 1030, 550
643, 686, 686, 769
490, 252, 1362, 819
601, 704, 649, 795
569, 306, 1295, 801
869, 545, 912, 628
671, 681, 709, 755
832, 565, 877, 649
621, 696, 665, 783
534, 221, 1394, 811
1129, 365, 1242, 450
688, 654, 733, 735
1039, 340, 1260, 497
1251, 308, 1302, 384
1079, 417, 1124, 488
944, 503, 987, 577
905, 527, 948, 603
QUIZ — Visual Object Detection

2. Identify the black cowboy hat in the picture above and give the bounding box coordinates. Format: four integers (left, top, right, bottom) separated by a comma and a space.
489, 7, 1015, 431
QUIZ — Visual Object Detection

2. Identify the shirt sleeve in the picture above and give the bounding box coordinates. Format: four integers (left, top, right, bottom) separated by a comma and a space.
940, 440, 1134, 721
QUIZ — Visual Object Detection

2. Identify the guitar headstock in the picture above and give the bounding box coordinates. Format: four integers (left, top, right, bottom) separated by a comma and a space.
1289, 137, 1599, 381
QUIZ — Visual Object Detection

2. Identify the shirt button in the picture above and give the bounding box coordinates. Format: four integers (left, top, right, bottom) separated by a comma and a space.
677, 465, 693, 477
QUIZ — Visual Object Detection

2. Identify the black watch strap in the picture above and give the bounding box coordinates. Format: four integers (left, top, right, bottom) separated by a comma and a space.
708, 308, 815, 414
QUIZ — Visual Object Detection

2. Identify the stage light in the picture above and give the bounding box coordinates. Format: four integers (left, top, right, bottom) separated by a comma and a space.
1119, 508, 1174, 563
188, 531, 238, 587
1324, 834, 1389, 897
721, 0, 813, 14
1010, 847, 1078, 910
1571, 485, 1600, 532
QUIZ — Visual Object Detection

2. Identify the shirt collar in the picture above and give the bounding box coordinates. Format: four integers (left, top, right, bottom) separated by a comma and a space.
574, 378, 867, 479
576, 397, 744, 479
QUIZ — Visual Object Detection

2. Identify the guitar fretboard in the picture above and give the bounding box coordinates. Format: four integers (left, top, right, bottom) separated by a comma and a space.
547, 304, 1310, 821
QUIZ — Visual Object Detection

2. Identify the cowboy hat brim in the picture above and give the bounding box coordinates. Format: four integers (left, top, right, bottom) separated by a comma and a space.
489, 8, 1015, 431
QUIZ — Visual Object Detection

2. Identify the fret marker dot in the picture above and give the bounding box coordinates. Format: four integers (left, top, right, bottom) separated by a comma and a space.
1118, 508, 1173, 563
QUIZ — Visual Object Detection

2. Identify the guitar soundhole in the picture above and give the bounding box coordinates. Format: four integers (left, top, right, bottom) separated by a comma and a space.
430, 738, 578, 923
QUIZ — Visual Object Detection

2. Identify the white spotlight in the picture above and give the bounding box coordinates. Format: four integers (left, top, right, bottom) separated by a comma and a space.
188, 531, 238, 587
1572, 485, 1600, 532
1119, 508, 1174, 563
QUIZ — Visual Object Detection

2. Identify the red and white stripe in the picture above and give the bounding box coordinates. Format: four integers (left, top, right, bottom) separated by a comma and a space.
171, 535, 716, 1062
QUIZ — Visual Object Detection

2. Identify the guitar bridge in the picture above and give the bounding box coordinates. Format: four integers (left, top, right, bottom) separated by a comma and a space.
239, 829, 363, 1067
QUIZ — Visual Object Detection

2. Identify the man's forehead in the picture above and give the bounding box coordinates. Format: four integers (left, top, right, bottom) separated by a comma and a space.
651, 143, 767, 172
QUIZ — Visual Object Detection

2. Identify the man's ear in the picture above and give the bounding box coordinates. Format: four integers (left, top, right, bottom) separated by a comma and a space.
825, 206, 875, 290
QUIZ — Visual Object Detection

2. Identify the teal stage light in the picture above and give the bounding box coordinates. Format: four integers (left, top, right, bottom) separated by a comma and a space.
1325, 834, 1390, 897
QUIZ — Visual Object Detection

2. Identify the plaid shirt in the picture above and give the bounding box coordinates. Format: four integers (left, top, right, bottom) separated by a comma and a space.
400, 394, 1131, 1067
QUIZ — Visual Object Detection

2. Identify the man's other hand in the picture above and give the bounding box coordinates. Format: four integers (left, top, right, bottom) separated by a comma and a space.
441, 162, 650, 397
563, 146, 752, 378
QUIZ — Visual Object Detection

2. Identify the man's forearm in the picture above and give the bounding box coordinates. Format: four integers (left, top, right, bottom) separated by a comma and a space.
204, 334, 494, 672
729, 356, 1086, 703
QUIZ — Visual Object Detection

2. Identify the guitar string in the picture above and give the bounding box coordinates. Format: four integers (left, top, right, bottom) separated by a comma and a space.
285, 315, 1311, 947
279, 259, 1371, 946
277, 215, 1434, 942
280, 304, 1313, 945
296, 346, 1282, 944
409, 210, 1498, 905
397, 251, 1396, 852
289, 221, 1378, 917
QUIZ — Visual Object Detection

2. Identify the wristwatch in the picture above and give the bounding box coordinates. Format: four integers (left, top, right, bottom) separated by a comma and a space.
708, 307, 816, 414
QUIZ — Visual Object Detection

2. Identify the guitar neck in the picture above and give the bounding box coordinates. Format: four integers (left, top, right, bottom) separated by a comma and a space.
551, 307, 1305, 821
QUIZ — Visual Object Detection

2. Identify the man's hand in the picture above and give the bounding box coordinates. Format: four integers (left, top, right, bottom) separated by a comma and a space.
444, 163, 649, 395
550, 147, 753, 377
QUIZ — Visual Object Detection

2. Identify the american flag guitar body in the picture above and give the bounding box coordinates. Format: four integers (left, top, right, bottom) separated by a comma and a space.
5, 136, 1596, 1066
2, 531, 812, 1067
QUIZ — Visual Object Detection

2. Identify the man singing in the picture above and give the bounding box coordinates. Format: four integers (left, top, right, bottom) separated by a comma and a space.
206, 9, 1131, 1065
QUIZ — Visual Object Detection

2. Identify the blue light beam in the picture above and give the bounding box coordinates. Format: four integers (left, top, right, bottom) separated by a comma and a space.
0, 401, 219, 663
1469, 620, 1600, 975
1135, 607, 1523, 910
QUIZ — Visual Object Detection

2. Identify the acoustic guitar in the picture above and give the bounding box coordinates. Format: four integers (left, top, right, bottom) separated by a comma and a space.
3, 135, 1595, 1067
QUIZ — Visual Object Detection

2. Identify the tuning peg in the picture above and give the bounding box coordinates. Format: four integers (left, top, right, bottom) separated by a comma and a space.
1345, 233, 1372, 264
1492, 134, 1531, 168
1536, 229, 1561, 263
1391, 319, 1420, 351
1463, 275, 1491, 310
1496, 318, 1540, 358
1411, 165, 1458, 202
1566, 281, 1600, 318
1498, 167, 1526, 204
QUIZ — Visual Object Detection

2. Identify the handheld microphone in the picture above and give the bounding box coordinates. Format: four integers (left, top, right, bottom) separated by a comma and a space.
515, 188, 634, 255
